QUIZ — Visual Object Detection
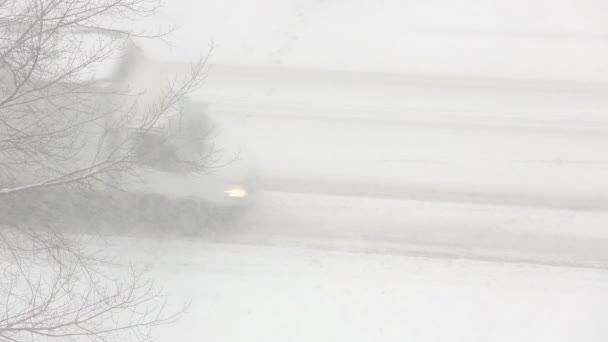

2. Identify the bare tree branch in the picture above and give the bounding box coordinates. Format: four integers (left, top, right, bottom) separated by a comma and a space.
0, 1, 208, 341
0, 227, 187, 342
0, 0, 211, 194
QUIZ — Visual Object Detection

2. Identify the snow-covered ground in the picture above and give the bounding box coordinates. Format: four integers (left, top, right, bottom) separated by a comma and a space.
107, 236, 608, 342
177, 65, 608, 268
110, 3, 608, 337
5, 0, 608, 340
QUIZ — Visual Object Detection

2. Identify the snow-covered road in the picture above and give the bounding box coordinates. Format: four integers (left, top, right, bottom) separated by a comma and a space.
121, 2, 608, 339
203, 65, 608, 199
190, 65, 608, 267
221, 191, 608, 269
96, 65, 608, 341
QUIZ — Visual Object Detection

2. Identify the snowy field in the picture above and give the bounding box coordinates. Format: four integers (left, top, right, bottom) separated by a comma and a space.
91, 64, 608, 341
111, 2, 608, 338
103, 236, 608, 342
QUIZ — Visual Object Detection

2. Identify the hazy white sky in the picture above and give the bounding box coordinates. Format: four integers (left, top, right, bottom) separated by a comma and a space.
139, 0, 608, 81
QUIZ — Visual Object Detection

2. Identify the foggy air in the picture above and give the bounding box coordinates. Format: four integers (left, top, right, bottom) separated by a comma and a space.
2, 1, 608, 342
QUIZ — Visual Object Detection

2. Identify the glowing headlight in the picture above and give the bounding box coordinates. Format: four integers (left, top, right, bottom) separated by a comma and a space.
224, 186, 247, 198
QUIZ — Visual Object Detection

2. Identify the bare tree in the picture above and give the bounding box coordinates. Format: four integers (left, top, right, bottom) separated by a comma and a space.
0, 1, 209, 341
0, 0, 208, 194
0, 227, 185, 342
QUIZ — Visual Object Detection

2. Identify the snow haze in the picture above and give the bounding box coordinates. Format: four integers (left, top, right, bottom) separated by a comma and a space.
2, 1, 608, 342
